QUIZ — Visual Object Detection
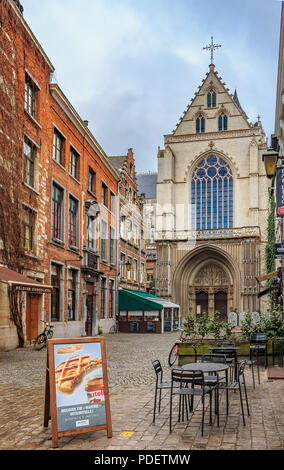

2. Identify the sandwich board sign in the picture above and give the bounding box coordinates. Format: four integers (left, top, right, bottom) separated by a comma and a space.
44, 337, 112, 448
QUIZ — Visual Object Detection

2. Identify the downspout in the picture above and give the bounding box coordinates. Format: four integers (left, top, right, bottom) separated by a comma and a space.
116, 180, 121, 320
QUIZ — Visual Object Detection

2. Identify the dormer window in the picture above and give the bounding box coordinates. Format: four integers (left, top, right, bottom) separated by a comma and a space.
207, 90, 216, 108
218, 112, 228, 131
196, 115, 205, 134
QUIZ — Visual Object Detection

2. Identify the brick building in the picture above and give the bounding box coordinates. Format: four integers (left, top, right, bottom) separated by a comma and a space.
136, 172, 158, 293
0, 0, 120, 349
109, 149, 146, 293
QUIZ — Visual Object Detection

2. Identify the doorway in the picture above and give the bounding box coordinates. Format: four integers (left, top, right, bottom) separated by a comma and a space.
196, 291, 208, 317
214, 290, 227, 321
85, 282, 96, 336
26, 294, 39, 343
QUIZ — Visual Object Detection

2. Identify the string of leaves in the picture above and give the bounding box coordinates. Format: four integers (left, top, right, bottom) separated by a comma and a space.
265, 188, 275, 275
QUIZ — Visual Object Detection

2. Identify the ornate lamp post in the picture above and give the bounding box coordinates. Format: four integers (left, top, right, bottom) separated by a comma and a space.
262, 148, 279, 180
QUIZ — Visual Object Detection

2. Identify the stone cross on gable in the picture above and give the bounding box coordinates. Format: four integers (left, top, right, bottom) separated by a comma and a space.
203, 37, 222, 64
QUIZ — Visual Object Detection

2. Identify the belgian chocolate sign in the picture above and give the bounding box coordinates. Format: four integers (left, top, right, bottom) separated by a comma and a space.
13, 284, 52, 294
276, 166, 284, 217
44, 337, 112, 448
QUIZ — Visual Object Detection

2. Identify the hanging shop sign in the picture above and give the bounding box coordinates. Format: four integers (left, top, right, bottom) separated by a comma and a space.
44, 337, 112, 448
276, 166, 284, 216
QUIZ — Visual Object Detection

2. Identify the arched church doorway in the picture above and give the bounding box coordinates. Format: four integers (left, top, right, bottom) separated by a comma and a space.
214, 290, 227, 321
172, 245, 241, 321
196, 290, 208, 317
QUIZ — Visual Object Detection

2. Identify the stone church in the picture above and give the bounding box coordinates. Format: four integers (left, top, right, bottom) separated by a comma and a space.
155, 62, 270, 321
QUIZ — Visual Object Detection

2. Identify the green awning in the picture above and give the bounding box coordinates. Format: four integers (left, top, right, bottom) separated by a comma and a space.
119, 289, 163, 312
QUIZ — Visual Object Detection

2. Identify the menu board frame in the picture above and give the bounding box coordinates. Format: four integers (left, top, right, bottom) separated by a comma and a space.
44, 337, 112, 448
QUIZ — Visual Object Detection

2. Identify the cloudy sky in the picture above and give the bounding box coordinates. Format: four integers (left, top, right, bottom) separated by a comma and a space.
22, 0, 281, 173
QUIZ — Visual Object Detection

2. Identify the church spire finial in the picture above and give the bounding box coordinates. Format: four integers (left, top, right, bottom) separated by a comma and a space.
203, 36, 222, 65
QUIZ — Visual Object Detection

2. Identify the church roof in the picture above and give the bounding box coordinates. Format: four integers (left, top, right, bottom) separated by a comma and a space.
136, 172, 157, 199
173, 63, 251, 135
233, 89, 248, 119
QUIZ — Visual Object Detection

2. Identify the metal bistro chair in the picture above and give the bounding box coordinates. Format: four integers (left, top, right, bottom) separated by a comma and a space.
152, 360, 179, 423
170, 369, 214, 436
215, 360, 250, 426
201, 354, 228, 420
240, 358, 258, 389
212, 343, 237, 380
249, 333, 268, 369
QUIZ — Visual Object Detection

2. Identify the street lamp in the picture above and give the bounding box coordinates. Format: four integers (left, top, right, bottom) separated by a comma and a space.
262, 148, 279, 179
125, 260, 132, 272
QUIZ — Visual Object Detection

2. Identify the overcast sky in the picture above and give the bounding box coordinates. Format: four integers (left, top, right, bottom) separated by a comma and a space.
22, 0, 282, 173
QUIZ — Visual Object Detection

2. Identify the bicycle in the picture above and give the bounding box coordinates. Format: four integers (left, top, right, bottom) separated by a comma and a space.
168, 330, 197, 367
109, 321, 119, 334
33, 320, 54, 350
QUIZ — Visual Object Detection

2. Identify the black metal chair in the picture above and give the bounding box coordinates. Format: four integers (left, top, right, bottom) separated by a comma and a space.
215, 360, 250, 426
239, 358, 259, 388
152, 359, 179, 423
211, 345, 237, 380
249, 333, 268, 369
170, 368, 214, 436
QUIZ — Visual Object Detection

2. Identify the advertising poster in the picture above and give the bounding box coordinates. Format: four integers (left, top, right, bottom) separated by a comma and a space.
54, 341, 106, 432
45, 337, 112, 448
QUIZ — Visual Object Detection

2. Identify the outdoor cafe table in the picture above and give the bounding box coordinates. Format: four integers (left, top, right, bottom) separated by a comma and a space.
181, 362, 230, 423
272, 337, 284, 367
209, 346, 239, 380
181, 362, 230, 375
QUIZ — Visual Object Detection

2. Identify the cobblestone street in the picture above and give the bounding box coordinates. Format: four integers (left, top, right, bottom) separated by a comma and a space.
0, 332, 284, 451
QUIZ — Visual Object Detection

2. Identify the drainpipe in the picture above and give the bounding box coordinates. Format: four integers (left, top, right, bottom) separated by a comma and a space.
116, 180, 121, 320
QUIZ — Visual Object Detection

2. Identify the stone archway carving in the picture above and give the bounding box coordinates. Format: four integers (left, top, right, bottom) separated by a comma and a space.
173, 244, 241, 320
194, 263, 229, 287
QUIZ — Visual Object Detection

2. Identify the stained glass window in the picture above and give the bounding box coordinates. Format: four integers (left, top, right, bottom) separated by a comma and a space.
207, 90, 216, 108
218, 112, 228, 131
196, 115, 205, 133
191, 155, 233, 230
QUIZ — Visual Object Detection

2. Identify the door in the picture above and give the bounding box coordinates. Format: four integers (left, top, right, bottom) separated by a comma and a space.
195, 291, 208, 317
26, 294, 39, 343
85, 282, 95, 336
214, 290, 227, 321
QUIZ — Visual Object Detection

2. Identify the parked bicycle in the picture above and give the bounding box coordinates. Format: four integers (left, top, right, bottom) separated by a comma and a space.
109, 321, 119, 334
168, 330, 197, 366
33, 320, 54, 350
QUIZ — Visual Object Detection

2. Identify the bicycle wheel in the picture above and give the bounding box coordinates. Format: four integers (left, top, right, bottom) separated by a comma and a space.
168, 343, 178, 367
47, 330, 54, 340
33, 333, 46, 350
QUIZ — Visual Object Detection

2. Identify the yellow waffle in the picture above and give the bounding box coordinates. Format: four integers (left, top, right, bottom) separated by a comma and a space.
55, 354, 102, 394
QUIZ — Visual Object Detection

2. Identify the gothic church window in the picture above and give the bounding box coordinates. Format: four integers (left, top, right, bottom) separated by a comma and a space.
218, 112, 228, 131
196, 115, 205, 133
191, 155, 233, 230
207, 90, 216, 108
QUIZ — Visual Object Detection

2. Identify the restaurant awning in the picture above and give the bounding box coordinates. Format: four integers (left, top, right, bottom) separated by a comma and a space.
119, 289, 163, 311
119, 289, 180, 311
0, 266, 53, 293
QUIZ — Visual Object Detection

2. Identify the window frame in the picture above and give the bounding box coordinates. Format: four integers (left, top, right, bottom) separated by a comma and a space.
53, 127, 65, 166
69, 145, 80, 181
51, 180, 65, 244
23, 136, 36, 188
68, 194, 80, 250
24, 71, 39, 119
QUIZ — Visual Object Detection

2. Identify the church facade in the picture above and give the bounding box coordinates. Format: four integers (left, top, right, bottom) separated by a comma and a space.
155, 63, 270, 320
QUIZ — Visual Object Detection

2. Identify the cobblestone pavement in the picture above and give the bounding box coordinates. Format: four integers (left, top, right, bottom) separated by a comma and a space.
0, 332, 284, 451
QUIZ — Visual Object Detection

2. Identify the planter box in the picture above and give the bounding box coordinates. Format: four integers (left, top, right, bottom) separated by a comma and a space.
178, 339, 279, 366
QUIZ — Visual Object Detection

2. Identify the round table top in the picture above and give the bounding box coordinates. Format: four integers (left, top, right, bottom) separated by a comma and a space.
181, 362, 229, 373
